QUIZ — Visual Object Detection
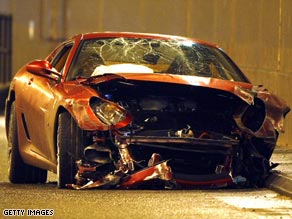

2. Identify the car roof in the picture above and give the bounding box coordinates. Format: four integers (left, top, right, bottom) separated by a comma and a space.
70, 32, 219, 49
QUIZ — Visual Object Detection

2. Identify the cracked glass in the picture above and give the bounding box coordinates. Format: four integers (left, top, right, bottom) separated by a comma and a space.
67, 37, 247, 82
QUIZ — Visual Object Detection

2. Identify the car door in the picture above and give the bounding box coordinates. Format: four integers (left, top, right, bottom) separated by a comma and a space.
18, 43, 73, 168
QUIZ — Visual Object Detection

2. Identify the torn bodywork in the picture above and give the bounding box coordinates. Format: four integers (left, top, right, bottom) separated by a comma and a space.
67, 75, 290, 189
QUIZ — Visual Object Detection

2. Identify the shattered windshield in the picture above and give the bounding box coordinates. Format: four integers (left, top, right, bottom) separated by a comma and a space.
67, 37, 246, 82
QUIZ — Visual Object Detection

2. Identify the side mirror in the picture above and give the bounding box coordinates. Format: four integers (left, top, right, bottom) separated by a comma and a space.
26, 60, 61, 81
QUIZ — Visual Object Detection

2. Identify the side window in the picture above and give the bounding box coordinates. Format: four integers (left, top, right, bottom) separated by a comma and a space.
50, 44, 73, 73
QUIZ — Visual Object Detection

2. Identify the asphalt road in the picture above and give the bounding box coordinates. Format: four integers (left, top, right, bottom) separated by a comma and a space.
1, 117, 292, 219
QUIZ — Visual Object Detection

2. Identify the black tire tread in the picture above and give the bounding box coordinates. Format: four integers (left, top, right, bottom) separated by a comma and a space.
57, 111, 83, 188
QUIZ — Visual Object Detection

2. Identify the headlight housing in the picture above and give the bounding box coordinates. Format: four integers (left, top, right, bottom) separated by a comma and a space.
90, 98, 126, 126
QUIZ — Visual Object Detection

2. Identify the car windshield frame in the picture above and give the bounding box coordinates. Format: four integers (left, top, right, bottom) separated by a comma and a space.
66, 37, 248, 82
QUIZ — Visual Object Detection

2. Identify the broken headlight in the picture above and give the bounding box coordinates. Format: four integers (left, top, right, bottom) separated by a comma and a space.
90, 98, 126, 125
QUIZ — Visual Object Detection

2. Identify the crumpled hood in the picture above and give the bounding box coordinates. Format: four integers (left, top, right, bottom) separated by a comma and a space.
82, 73, 254, 104
81, 72, 290, 135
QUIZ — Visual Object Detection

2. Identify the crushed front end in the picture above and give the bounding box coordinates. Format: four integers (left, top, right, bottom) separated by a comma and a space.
67, 76, 289, 189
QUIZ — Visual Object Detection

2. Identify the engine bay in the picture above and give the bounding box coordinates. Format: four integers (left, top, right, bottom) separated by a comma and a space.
94, 79, 244, 138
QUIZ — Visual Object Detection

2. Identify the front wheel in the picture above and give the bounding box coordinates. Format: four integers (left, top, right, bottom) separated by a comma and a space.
57, 112, 84, 188
8, 102, 47, 183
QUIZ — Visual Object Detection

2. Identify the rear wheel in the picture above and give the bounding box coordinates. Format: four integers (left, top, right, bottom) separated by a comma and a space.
57, 111, 84, 188
8, 102, 47, 183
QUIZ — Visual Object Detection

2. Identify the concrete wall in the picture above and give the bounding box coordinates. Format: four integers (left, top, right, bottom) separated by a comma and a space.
3, 0, 292, 147
0, 0, 11, 14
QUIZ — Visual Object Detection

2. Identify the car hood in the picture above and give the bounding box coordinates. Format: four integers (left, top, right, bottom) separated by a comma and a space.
81, 73, 254, 104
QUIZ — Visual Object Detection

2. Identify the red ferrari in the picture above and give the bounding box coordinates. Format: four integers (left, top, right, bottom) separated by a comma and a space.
5, 32, 290, 189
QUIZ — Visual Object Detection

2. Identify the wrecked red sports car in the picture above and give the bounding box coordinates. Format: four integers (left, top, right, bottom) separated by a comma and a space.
5, 32, 290, 189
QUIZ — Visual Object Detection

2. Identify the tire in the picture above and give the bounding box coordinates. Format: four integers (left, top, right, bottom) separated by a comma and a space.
57, 111, 84, 188
8, 102, 47, 183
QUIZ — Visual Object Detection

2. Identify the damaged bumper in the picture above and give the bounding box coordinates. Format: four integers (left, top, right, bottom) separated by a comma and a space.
67, 159, 174, 190
67, 134, 243, 190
